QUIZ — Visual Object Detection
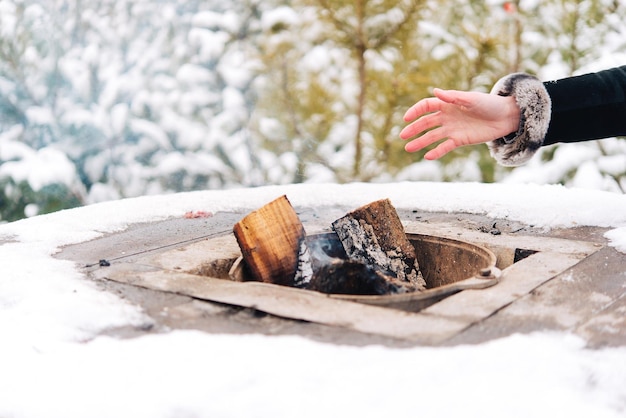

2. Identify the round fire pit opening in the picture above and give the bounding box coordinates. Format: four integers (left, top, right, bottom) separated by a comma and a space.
227, 231, 499, 312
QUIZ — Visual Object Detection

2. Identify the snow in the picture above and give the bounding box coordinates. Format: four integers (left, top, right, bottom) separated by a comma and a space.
191, 10, 224, 29
1, 181, 625, 417
130, 119, 172, 150
1, 332, 623, 418
0, 145, 79, 192
605, 227, 626, 254
261, 5, 300, 31
500, 139, 626, 193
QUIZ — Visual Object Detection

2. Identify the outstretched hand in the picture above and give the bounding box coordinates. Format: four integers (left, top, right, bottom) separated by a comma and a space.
399, 89, 520, 160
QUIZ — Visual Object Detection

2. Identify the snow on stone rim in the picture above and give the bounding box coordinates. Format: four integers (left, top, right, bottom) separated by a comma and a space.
2, 181, 625, 249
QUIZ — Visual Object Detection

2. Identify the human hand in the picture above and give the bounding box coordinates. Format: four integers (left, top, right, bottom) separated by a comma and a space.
399, 88, 520, 160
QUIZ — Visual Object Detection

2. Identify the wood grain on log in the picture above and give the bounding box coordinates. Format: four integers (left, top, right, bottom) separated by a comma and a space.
233, 195, 307, 286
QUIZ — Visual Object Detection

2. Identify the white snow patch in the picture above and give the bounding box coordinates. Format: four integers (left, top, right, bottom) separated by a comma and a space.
0, 331, 624, 418
0, 146, 78, 191
605, 227, 626, 254
262, 6, 299, 31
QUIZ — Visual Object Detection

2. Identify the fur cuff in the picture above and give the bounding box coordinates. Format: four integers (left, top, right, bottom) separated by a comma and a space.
487, 73, 551, 166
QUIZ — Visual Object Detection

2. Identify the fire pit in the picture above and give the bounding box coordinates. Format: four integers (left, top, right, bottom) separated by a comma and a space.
229, 231, 498, 312
220, 195, 501, 312
70, 196, 604, 345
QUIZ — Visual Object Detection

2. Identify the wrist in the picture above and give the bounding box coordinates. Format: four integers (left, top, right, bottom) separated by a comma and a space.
504, 96, 521, 135
488, 72, 552, 166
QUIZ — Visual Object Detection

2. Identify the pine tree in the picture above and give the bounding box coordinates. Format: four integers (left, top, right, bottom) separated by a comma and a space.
252, 0, 428, 182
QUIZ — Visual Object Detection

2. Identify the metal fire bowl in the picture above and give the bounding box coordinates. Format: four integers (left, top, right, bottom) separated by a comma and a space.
231, 232, 500, 313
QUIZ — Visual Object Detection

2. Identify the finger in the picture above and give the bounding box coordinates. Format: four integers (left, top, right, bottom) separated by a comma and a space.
404, 127, 446, 153
424, 138, 459, 160
433, 89, 475, 107
399, 111, 441, 140
403, 97, 444, 122
433, 88, 458, 104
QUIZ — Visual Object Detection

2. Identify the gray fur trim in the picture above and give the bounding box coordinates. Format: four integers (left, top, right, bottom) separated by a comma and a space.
487, 73, 551, 166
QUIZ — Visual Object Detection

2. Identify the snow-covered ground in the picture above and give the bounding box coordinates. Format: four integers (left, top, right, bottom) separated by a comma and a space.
1, 181, 625, 417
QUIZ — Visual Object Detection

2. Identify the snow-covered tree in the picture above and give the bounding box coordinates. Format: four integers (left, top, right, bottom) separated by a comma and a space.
1, 0, 274, 221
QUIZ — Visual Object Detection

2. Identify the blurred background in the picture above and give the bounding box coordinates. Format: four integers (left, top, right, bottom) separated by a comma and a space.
1, 0, 625, 222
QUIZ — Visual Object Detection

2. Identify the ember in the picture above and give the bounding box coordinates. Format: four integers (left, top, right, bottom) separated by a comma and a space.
233, 195, 425, 295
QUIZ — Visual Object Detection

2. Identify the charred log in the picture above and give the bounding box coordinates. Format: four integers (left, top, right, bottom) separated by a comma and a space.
331, 198, 426, 291
307, 258, 418, 295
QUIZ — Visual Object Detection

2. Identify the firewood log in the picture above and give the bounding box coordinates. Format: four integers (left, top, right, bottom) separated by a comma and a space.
331, 198, 426, 291
306, 258, 417, 295
233, 195, 310, 287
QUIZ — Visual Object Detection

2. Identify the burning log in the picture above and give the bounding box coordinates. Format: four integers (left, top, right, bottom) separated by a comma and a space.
331, 198, 426, 291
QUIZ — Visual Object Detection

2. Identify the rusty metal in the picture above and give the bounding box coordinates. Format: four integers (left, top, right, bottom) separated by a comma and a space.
328, 233, 500, 312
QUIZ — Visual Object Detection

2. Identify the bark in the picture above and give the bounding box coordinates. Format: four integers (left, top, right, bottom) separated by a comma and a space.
331, 198, 426, 291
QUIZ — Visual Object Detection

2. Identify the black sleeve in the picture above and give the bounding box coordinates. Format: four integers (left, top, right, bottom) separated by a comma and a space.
543, 65, 626, 146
